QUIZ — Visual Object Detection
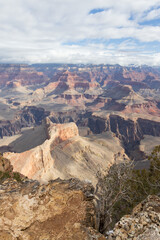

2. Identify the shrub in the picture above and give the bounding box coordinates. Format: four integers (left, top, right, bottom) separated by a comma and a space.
96, 145, 160, 233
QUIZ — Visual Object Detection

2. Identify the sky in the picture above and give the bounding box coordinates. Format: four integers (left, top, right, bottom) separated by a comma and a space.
0, 0, 160, 65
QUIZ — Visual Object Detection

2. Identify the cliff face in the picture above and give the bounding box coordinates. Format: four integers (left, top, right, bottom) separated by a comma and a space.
4, 120, 79, 181
15, 106, 50, 126
0, 120, 21, 138
88, 114, 160, 158
107, 195, 160, 240
0, 106, 49, 139
4, 118, 126, 184
89, 114, 160, 140
0, 178, 105, 240
46, 110, 160, 160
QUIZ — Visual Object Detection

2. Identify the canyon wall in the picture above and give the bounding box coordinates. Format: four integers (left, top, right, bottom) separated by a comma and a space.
88, 114, 160, 159
0, 106, 49, 138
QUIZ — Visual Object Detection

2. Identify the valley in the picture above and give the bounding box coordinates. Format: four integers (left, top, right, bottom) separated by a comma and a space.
0, 63, 160, 239
0, 63, 159, 181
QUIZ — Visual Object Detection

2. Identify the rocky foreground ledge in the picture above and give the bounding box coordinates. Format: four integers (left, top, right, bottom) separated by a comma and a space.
106, 195, 160, 240
0, 178, 105, 240
0, 174, 159, 239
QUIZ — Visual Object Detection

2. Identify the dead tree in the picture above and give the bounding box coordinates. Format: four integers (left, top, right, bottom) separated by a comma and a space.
95, 160, 134, 233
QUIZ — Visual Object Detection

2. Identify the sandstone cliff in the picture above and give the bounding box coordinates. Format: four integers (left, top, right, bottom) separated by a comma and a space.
4, 118, 126, 185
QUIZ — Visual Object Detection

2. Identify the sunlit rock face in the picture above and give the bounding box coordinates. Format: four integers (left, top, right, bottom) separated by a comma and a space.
4, 120, 79, 181
4, 118, 127, 185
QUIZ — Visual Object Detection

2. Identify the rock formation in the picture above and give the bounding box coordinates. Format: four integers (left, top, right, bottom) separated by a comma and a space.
4, 118, 126, 185
0, 171, 159, 240
0, 178, 105, 240
0, 153, 25, 182
0, 63, 160, 165
124, 101, 160, 117
107, 195, 160, 240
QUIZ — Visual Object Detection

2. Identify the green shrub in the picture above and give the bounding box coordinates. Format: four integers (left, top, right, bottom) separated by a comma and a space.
13, 172, 22, 182
97, 145, 160, 233
0, 171, 11, 181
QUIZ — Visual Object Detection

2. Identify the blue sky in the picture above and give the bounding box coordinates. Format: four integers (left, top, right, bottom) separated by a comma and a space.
0, 0, 160, 65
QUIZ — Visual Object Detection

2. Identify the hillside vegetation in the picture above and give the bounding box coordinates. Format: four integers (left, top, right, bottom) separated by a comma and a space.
96, 145, 160, 233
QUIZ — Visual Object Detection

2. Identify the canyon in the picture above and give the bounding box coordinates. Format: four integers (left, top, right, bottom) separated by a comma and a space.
0, 63, 160, 239
0, 63, 160, 174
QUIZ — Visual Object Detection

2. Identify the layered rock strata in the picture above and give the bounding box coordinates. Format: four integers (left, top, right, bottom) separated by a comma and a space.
88, 114, 160, 155
4, 118, 126, 184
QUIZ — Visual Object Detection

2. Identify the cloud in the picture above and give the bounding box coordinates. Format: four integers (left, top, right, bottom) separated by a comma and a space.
0, 0, 160, 65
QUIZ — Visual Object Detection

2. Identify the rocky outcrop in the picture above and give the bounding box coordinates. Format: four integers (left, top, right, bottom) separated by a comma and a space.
49, 109, 160, 159
43, 110, 160, 161
107, 195, 160, 240
4, 120, 79, 182
4, 118, 126, 184
0, 178, 105, 240
0, 175, 159, 240
45, 117, 79, 142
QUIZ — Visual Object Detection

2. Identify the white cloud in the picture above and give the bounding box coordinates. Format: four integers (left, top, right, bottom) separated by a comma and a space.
0, 0, 160, 65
